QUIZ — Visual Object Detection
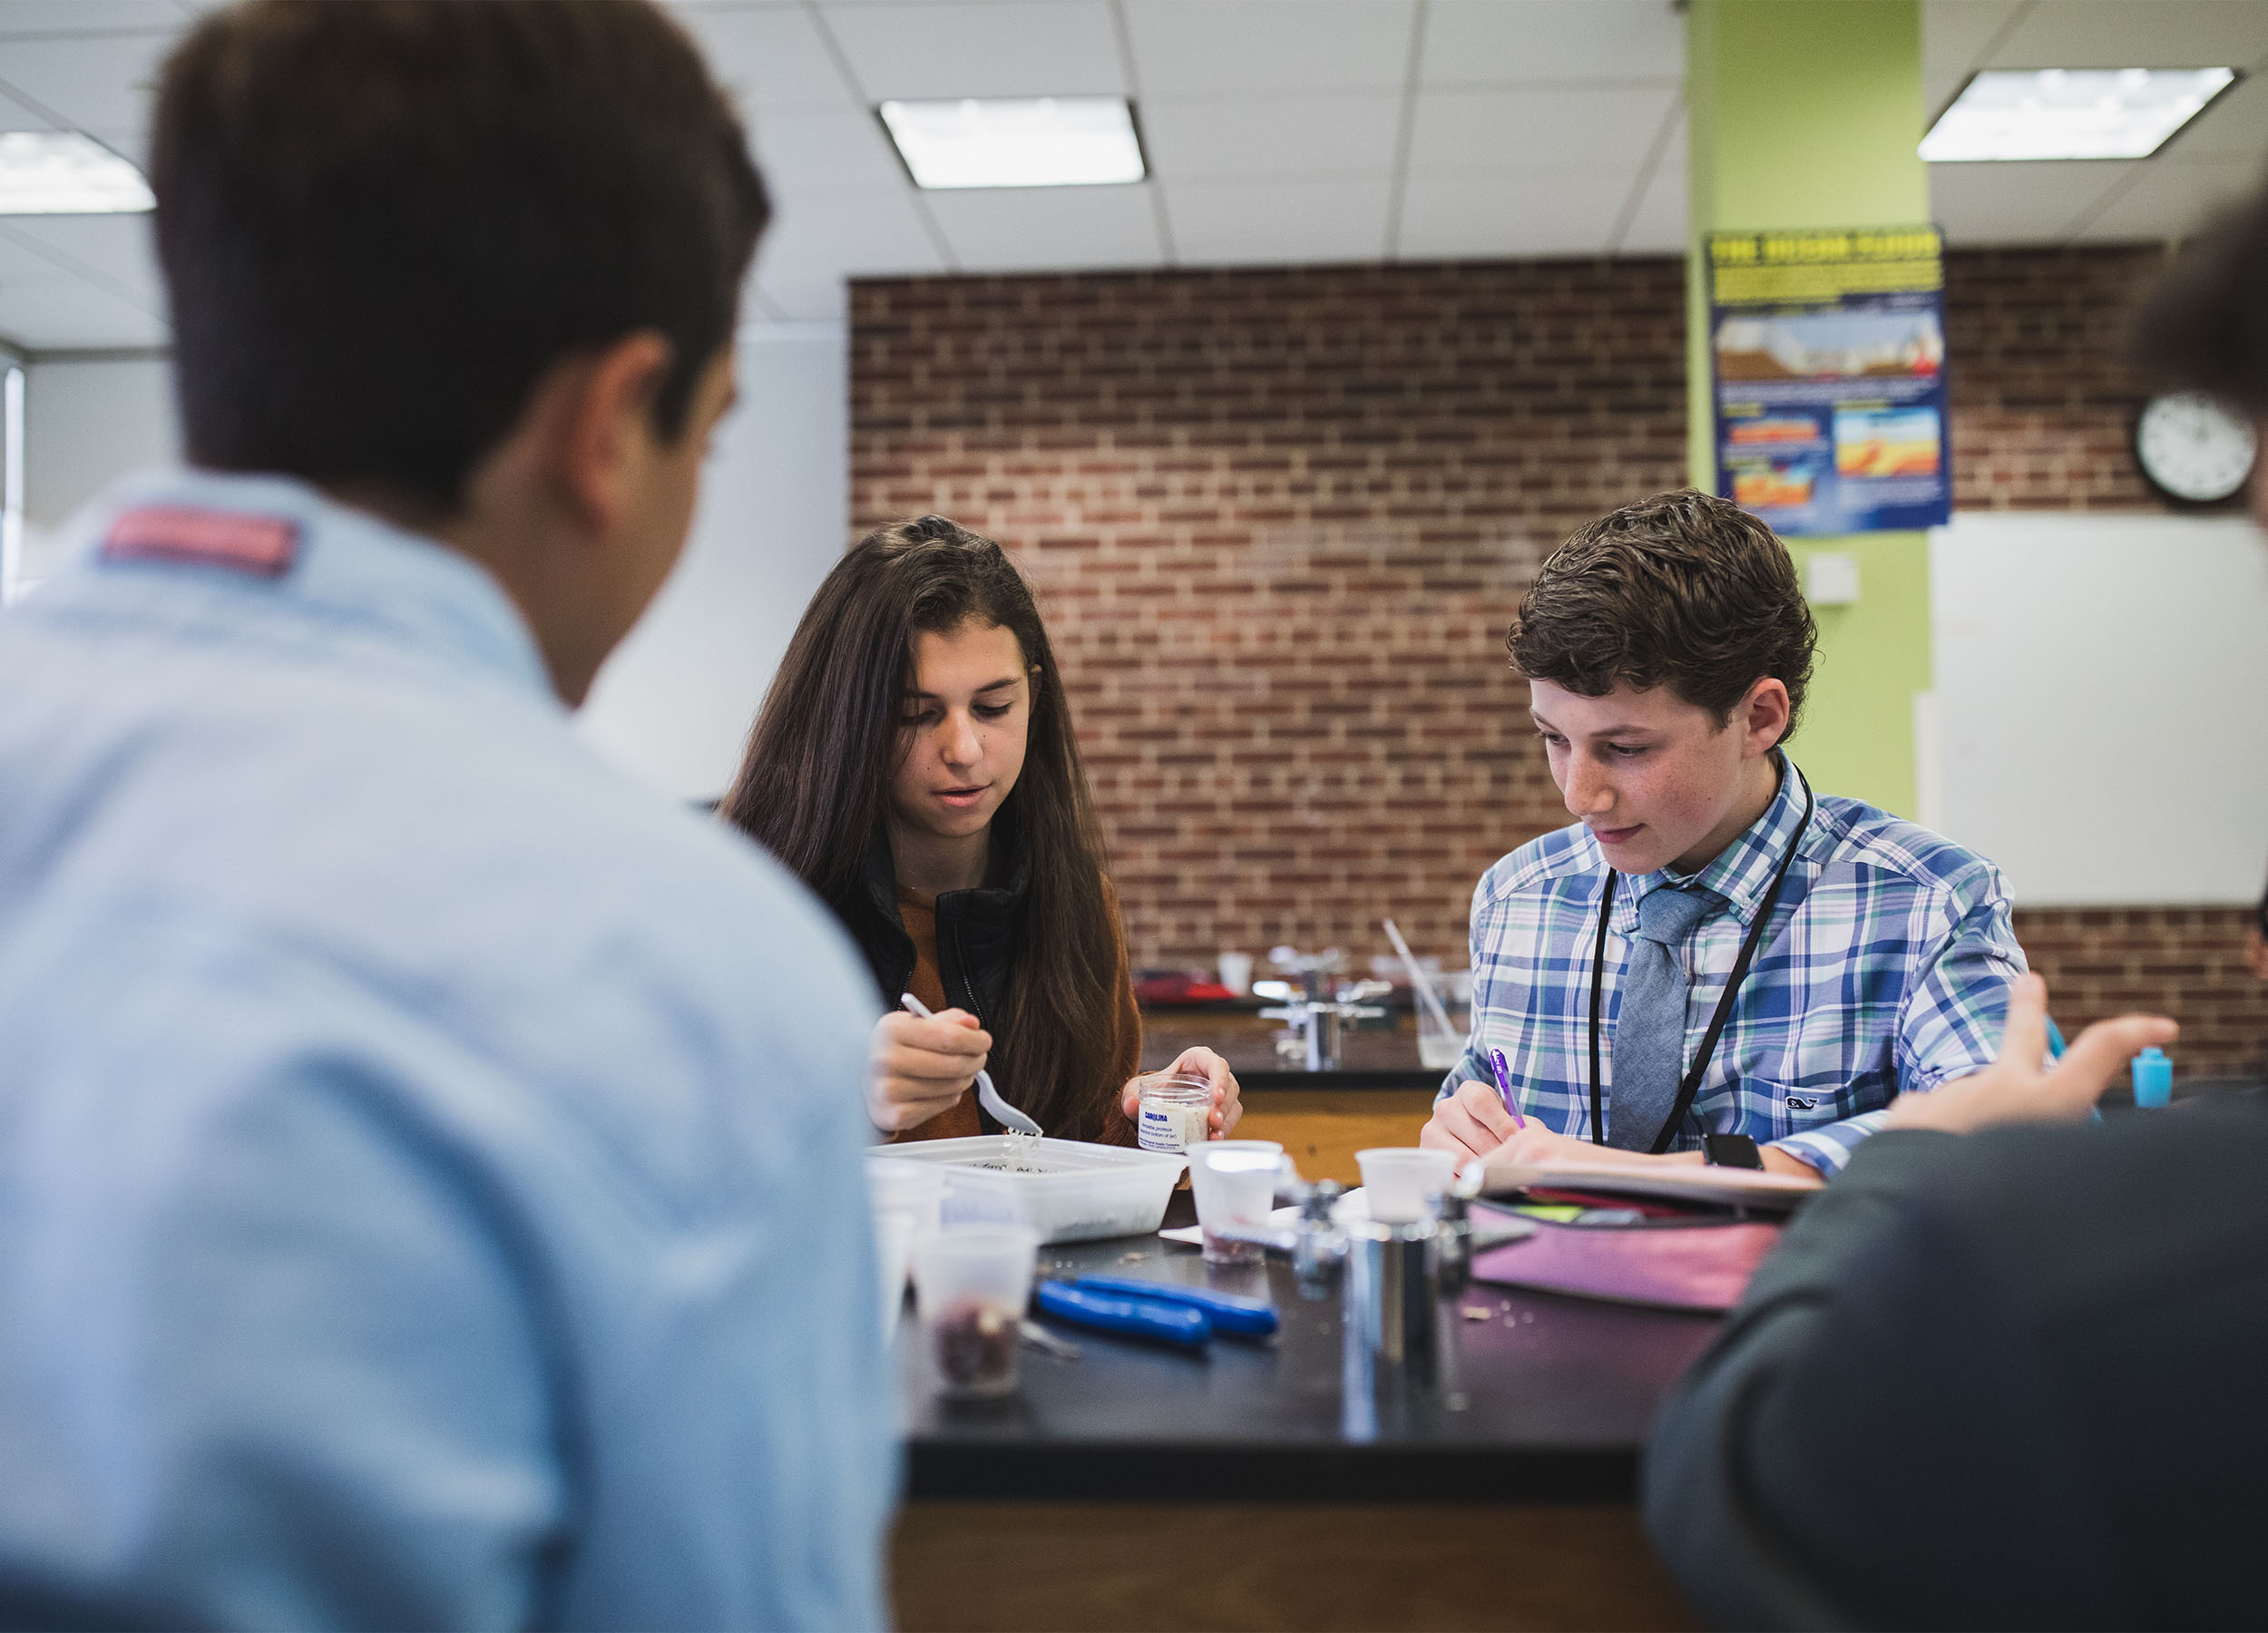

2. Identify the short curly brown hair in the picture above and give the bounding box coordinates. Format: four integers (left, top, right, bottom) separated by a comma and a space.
1510, 489, 1817, 738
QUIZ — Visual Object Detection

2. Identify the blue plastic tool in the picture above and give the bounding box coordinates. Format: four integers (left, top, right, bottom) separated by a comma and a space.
1032, 1282, 1210, 1348
2132, 1046, 2173, 1109
1071, 1275, 1280, 1337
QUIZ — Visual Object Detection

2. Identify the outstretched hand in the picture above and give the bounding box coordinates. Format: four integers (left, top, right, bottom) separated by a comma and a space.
1882, 973, 2177, 1134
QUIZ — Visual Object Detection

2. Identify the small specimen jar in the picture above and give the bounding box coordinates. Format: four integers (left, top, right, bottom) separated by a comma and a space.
1134, 1071, 1214, 1154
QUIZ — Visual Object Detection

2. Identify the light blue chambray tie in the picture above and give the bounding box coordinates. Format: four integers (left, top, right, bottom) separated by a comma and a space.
1608, 885, 1716, 1151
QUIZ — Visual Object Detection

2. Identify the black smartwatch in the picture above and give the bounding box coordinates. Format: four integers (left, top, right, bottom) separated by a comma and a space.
1703, 1132, 1765, 1169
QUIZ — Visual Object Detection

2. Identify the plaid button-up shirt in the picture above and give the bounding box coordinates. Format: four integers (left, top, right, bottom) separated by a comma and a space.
1447, 759, 2025, 1174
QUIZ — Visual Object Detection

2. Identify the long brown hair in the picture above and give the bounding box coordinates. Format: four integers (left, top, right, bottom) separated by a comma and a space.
723, 515, 1123, 1139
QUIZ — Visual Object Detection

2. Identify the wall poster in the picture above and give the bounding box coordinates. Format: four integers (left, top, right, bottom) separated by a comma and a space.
1707, 225, 1950, 534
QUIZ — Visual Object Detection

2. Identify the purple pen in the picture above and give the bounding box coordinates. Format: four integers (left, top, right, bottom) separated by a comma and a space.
1488, 1048, 1528, 1129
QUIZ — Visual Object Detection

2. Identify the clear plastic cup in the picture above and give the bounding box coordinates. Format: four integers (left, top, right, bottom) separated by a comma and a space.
911, 1223, 1039, 1399
1132, 1071, 1214, 1154
873, 1208, 917, 1344
1188, 1140, 1286, 1266
1356, 1147, 1459, 1225
1414, 989, 1472, 1071
865, 1157, 949, 1234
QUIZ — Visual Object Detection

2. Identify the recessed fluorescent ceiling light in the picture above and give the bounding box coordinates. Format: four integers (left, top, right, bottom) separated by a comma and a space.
878, 96, 1145, 190
0, 131, 152, 213
1921, 67, 2237, 161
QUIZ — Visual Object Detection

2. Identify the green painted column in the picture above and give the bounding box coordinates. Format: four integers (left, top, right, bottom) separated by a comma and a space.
1686, 0, 1931, 817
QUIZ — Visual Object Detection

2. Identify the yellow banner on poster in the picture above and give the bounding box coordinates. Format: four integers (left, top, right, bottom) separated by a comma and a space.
1709, 228, 1944, 307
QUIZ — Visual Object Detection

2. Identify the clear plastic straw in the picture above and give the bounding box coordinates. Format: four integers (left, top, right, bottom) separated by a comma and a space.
1382, 918, 1456, 1041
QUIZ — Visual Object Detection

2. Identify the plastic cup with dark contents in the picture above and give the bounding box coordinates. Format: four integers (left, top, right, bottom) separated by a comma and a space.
1188, 1139, 1286, 1266
911, 1223, 1041, 1400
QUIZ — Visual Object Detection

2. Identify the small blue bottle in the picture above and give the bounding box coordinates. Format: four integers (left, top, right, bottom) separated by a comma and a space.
2131, 1047, 2173, 1110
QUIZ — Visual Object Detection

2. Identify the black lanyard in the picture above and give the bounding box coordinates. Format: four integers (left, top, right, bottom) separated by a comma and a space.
1586, 777, 1814, 1154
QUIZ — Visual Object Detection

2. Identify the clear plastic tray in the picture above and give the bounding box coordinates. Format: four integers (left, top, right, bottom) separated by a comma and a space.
867, 1136, 1188, 1244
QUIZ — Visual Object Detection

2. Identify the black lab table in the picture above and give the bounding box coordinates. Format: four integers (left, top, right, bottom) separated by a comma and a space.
891, 1193, 1716, 1631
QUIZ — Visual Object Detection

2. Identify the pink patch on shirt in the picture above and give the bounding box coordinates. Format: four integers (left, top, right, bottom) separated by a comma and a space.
103, 506, 301, 578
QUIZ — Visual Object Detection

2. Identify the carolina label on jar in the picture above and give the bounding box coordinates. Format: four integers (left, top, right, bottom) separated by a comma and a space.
1138, 1100, 1208, 1153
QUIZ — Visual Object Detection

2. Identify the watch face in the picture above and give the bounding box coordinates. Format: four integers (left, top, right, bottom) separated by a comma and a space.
2136, 392, 2257, 504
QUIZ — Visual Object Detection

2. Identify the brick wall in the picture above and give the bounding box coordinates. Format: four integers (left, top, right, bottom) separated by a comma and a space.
1945, 244, 2193, 513
849, 249, 2268, 1080
2017, 907, 2264, 1081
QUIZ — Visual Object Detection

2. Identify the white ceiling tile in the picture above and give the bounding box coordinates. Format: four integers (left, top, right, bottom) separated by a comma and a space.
819, 1, 1125, 100
1406, 83, 1677, 177
85, 122, 144, 168
0, 87, 57, 130
672, 5, 855, 114
1616, 128, 1686, 254
1930, 158, 2136, 244
749, 103, 908, 192
0, 212, 161, 302
1922, 0, 2026, 116
1168, 176, 1388, 263
1420, 0, 1682, 86
1396, 170, 1625, 259
0, 279, 165, 348
925, 181, 1160, 269
1140, 93, 1400, 181
0, 3, 191, 36
0, 226, 83, 285
0, 30, 172, 132
1985, 0, 2268, 72
758, 184, 946, 275
1123, 0, 1414, 97
2161, 67, 2268, 158
2078, 154, 2260, 240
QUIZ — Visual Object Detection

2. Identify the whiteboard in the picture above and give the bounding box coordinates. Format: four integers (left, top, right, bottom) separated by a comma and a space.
1928, 511, 2268, 906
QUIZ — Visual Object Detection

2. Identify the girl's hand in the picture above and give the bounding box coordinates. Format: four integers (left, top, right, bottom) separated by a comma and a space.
868, 1008, 991, 1134
1120, 1046, 1244, 1138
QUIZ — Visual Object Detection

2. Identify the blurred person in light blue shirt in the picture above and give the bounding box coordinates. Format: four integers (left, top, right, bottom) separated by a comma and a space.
0, 4, 891, 1628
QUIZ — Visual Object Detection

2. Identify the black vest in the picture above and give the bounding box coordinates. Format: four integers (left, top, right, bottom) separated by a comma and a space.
826, 821, 1030, 1042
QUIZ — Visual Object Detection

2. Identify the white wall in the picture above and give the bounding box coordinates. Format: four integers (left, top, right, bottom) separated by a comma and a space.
1929, 511, 2268, 906
11, 328, 851, 805
23, 355, 178, 582
575, 320, 849, 800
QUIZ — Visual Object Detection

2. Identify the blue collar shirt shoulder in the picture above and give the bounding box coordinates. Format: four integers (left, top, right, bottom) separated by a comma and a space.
33, 465, 553, 699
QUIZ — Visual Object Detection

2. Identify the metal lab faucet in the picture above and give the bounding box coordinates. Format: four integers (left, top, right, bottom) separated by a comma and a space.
1255, 945, 1390, 1072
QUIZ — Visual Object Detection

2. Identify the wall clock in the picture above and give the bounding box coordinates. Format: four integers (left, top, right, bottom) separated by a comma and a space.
2135, 392, 2257, 505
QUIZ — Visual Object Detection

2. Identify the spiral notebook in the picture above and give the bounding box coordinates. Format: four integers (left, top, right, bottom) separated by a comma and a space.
1474, 1156, 1821, 1215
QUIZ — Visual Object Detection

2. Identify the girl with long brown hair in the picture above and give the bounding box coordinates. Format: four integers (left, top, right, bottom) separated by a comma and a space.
723, 515, 1241, 1146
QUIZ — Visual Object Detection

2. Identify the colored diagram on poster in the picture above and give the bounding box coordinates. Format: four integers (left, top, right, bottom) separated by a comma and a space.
1835, 406, 1941, 479
1708, 227, 1952, 535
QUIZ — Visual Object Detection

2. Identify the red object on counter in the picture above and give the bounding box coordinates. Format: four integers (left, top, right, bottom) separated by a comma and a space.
1133, 973, 1237, 1004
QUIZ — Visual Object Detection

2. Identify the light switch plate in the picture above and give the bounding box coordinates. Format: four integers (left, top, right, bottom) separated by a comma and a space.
1805, 552, 1861, 606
